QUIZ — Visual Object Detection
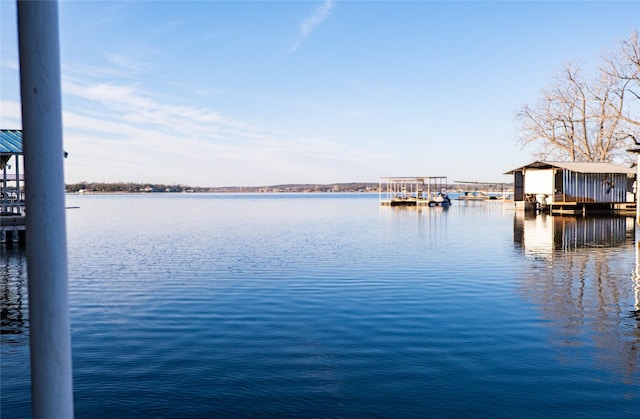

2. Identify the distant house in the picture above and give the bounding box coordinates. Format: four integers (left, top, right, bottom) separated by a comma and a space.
504, 161, 636, 214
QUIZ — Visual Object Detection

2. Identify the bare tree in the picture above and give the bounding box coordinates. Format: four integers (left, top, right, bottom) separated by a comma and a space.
601, 29, 640, 143
516, 30, 640, 163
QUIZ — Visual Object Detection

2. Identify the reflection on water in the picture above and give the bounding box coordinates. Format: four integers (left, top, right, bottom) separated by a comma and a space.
2, 196, 639, 417
1, 246, 31, 416
0, 247, 28, 343
633, 244, 640, 321
379, 204, 449, 233
513, 213, 635, 257
514, 213, 640, 379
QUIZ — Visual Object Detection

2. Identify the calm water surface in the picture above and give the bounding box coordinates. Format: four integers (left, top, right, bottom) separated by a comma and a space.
2, 193, 639, 417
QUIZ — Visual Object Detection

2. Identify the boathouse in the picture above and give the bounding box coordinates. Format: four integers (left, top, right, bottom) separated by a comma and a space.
1, 129, 26, 244
505, 161, 636, 214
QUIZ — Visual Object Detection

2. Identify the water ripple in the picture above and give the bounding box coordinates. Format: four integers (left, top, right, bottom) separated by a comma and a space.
2, 195, 639, 417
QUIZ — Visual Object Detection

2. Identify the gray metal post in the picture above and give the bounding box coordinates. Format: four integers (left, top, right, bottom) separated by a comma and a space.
17, 1, 74, 418
2, 156, 6, 214
16, 152, 21, 214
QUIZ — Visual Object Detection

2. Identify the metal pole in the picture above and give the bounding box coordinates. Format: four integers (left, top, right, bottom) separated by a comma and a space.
2, 156, 7, 213
16, 153, 21, 214
17, 1, 74, 418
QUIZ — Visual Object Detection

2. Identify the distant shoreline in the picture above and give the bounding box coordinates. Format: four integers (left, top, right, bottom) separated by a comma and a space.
66, 190, 381, 195
65, 182, 382, 194
66, 181, 513, 194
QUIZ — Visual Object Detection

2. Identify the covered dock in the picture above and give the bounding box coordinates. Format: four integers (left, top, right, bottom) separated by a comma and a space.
379, 176, 451, 207
1, 129, 26, 244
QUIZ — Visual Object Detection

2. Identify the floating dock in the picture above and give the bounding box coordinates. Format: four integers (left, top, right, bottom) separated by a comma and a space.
379, 176, 451, 207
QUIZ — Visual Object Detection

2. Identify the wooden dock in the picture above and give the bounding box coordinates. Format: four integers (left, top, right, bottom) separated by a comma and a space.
1, 215, 26, 244
548, 201, 636, 216
1, 191, 26, 245
1, 129, 26, 245
513, 200, 636, 216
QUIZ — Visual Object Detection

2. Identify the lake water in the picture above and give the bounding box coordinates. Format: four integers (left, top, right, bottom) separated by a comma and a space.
2, 193, 639, 417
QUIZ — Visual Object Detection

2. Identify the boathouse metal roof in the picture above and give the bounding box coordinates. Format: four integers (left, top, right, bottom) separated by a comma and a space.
0, 129, 23, 154
504, 161, 636, 175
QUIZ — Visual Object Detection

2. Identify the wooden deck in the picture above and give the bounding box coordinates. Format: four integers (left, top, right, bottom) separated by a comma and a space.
1, 215, 26, 244
548, 202, 636, 216
512, 200, 636, 215
1, 192, 26, 244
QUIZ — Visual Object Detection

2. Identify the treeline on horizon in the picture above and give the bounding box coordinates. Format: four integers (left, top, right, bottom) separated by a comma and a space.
65, 182, 381, 193
65, 182, 513, 193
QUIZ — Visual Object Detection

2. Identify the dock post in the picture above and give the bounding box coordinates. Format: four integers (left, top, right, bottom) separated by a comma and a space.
17, 1, 74, 418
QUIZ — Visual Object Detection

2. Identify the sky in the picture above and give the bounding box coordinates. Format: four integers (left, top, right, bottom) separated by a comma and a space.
1, 1, 639, 187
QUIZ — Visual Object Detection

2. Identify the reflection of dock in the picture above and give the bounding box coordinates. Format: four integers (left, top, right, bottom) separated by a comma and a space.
379, 176, 451, 207
0, 247, 28, 340
513, 212, 634, 256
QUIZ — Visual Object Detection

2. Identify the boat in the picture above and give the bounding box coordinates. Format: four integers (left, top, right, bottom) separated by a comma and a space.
431, 192, 451, 207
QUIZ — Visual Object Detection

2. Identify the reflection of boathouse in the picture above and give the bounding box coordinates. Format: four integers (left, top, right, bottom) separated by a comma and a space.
513, 213, 635, 257
1, 129, 25, 244
379, 176, 451, 207
505, 161, 636, 215
514, 212, 640, 378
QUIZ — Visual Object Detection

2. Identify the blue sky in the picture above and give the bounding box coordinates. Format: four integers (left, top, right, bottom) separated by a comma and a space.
1, 1, 639, 186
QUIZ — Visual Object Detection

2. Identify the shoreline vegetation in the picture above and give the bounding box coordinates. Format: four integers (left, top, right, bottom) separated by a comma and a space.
65, 182, 513, 194
66, 182, 381, 194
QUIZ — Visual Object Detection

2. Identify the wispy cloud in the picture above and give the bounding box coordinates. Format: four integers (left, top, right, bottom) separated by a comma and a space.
1, 59, 18, 70
61, 78, 267, 145
63, 61, 141, 81
106, 53, 149, 75
288, 0, 334, 55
